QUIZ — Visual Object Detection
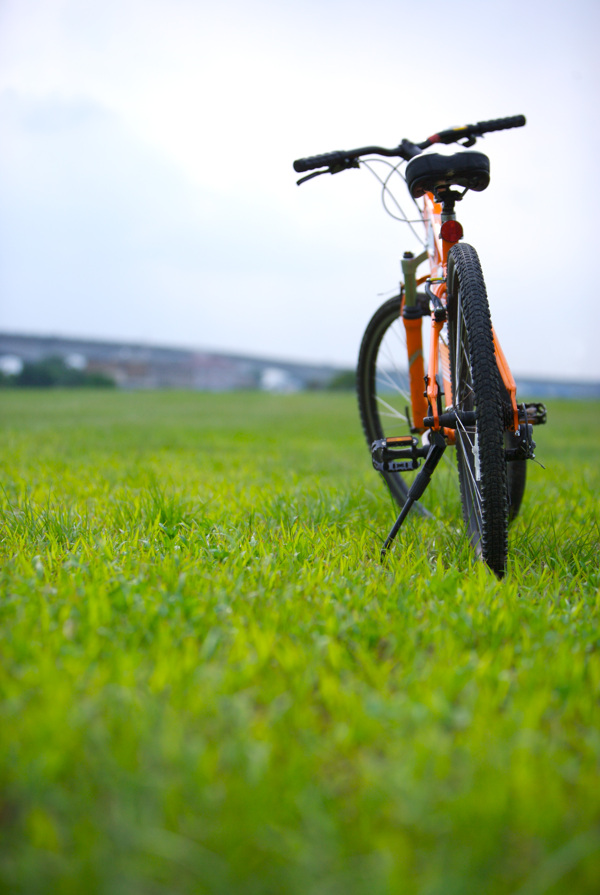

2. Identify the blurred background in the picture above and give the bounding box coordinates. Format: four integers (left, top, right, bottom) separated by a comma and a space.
1, 0, 598, 388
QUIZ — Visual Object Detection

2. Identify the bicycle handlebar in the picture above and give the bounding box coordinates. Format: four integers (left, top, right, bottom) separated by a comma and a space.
293, 115, 526, 175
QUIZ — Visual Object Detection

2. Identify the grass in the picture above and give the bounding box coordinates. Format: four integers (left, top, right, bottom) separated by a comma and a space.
0, 390, 599, 894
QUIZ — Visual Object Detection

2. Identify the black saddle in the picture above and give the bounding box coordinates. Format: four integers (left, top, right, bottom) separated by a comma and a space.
405, 151, 490, 199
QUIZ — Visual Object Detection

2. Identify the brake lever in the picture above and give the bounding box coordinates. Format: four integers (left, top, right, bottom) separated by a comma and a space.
296, 169, 328, 186
296, 158, 360, 186
459, 136, 477, 148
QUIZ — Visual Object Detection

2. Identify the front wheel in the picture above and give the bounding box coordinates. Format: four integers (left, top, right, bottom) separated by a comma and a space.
357, 295, 425, 509
447, 243, 508, 577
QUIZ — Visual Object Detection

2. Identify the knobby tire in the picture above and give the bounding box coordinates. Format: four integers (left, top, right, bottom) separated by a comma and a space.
447, 243, 508, 577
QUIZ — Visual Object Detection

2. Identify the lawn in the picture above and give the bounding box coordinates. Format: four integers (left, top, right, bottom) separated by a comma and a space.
1, 390, 599, 894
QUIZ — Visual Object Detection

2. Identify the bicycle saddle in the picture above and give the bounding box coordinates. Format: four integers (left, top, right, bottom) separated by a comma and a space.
405, 151, 490, 199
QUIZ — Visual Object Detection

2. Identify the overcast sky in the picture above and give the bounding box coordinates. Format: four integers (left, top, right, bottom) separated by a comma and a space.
1, 0, 598, 378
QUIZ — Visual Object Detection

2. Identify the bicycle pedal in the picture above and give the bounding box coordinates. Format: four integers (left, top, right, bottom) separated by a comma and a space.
371, 436, 428, 473
383, 436, 415, 447
518, 402, 547, 426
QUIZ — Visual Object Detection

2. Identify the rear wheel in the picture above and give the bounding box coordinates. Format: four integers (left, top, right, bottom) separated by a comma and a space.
447, 244, 508, 577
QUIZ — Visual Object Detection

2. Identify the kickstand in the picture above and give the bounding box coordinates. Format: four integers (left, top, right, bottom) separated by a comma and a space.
381, 431, 446, 560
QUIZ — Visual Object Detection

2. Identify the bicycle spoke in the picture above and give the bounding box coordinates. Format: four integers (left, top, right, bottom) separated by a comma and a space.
456, 437, 484, 536
455, 417, 477, 456
457, 439, 483, 514
375, 395, 408, 422
454, 300, 463, 391
376, 363, 410, 399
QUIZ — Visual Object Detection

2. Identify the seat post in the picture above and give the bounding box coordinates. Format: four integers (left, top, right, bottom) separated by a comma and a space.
437, 189, 462, 222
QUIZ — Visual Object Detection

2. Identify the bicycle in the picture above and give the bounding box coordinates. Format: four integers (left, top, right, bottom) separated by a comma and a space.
293, 115, 547, 578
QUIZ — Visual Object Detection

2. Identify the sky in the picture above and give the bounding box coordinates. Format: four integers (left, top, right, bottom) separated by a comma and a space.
0, 0, 598, 378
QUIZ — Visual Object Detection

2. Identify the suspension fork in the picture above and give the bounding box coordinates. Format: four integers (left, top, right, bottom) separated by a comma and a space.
400, 247, 454, 438
401, 250, 429, 430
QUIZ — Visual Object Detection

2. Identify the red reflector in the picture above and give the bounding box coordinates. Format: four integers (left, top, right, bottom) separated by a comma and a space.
440, 220, 464, 243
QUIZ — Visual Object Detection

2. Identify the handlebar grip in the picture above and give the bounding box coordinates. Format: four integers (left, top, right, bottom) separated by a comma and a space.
293, 150, 347, 173
475, 115, 526, 133
432, 115, 526, 145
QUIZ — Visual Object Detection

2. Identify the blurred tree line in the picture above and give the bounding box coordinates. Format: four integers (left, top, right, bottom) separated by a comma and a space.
0, 357, 115, 389
327, 370, 356, 390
